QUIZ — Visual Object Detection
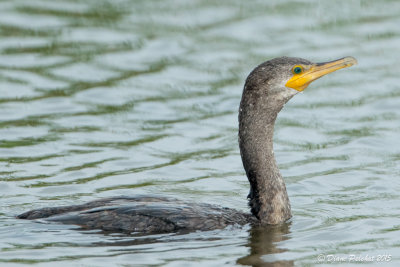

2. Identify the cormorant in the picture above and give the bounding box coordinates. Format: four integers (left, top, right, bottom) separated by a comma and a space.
17, 56, 357, 233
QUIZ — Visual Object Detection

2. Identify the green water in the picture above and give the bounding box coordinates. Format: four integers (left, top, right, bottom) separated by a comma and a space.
1, 0, 400, 266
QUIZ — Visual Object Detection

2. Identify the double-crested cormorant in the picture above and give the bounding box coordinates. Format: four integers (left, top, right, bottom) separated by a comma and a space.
18, 56, 357, 233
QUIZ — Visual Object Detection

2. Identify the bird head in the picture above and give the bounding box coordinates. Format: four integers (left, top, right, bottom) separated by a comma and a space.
244, 56, 357, 104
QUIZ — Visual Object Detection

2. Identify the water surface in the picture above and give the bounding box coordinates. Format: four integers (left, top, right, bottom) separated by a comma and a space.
1, 0, 400, 266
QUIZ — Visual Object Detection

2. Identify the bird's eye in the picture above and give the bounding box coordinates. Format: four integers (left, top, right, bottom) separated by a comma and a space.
292, 66, 303, 74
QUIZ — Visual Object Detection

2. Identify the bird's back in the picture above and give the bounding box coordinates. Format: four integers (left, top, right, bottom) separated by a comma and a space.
17, 196, 254, 233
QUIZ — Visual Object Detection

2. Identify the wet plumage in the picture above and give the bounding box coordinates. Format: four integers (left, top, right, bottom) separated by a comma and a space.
18, 196, 255, 233
18, 56, 356, 233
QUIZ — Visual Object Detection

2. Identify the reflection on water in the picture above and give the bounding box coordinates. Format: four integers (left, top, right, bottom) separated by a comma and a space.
1, 0, 400, 266
238, 224, 293, 267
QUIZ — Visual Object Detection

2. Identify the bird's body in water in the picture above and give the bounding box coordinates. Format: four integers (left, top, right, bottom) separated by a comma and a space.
18, 196, 256, 232
18, 56, 357, 233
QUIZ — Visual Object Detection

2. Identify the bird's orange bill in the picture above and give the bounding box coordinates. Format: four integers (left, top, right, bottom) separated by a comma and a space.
285, 56, 357, 91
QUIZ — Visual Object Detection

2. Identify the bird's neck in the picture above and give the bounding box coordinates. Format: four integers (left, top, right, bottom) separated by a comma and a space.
239, 92, 292, 225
